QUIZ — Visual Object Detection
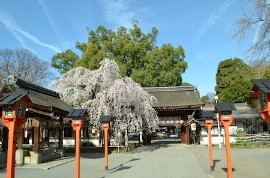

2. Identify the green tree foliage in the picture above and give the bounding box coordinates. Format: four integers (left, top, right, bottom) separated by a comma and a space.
51, 21, 187, 87
215, 58, 252, 103
200, 92, 215, 104
200, 95, 209, 103
51, 49, 79, 74
181, 82, 193, 86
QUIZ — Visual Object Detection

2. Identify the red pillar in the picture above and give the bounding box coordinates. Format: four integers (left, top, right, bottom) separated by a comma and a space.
221, 119, 233, 178
6, 120, 15, 178
206, 123, 214, 171
104, 128, 108, 170
75, 127, 81, 178
72, 124, 83, 178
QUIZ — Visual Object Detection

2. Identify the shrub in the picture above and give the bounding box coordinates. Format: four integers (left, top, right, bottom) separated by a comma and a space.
80, 141, 96, 147
64, 147, 75, 153
243, 141, 253, 147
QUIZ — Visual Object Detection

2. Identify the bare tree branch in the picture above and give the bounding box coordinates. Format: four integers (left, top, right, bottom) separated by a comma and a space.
233, 0, 270, 65
0, 48, 54, 86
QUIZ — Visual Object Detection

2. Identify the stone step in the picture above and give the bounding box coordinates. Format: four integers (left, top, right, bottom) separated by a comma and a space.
24, 156, 31, 164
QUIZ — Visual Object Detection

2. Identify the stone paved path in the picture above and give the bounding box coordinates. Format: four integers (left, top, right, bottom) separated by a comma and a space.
0, 142, 269, 178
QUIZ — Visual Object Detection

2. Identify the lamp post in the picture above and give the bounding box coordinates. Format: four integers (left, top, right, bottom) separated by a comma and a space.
0, 92, 33, 178
215, 103, 236, 178
99, 115, 112, 170
67, 108, 88, 178
215, 95, 222, 148
202, 111, 215, 171
249, 79, 270, 123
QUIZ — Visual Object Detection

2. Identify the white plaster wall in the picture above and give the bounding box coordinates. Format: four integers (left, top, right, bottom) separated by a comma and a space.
200, 135, 237, 145
42, 139, 101, 146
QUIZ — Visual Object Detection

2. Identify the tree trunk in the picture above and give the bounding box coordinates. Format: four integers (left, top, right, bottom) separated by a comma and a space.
125, 129, 128, 146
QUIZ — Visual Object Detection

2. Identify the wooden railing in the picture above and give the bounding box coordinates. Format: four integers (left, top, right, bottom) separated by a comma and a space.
235, 134, 270, 142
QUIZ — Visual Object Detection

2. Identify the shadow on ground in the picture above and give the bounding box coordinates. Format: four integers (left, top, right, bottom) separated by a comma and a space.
65, 153, 104, 159
101, 158, 141, 178
128, 138, 181, 154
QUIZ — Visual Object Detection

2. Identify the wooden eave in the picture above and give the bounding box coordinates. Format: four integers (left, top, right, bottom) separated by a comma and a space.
26, 108, 54, 120
249, 84, 259, 99
250, 79, 270, 99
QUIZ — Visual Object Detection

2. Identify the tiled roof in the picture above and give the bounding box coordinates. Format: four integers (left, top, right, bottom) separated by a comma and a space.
215, 103, 236, 111
144, 86, 203, 108
67, 108, 88, 117
202, 103, 260, 119
201, 111, 215, 118
0, 92, 29, 105
250, 79, 270, 99
1, 75, 71, 115
100, 115, 113, 122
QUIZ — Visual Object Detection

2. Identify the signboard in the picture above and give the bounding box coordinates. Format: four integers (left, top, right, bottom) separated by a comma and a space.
191, 123, 196, 131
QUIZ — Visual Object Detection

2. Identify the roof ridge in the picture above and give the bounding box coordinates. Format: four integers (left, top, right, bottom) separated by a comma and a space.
3, 75, 60, 98
261, 81, 270, 90
143, 86, 197, 92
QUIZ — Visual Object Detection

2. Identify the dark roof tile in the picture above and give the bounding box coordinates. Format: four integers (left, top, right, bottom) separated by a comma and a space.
144, 86, 203, 108
215, 103, 236, 111
67, 108, 88, 117
0, 92, 29, 105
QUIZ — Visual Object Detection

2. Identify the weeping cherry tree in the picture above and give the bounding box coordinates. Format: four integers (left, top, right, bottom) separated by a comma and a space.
51, 58, 159, 145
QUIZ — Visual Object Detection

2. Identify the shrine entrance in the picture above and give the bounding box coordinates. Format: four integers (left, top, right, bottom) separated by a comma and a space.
143, 86, 204, 144
155, 108, 196, 144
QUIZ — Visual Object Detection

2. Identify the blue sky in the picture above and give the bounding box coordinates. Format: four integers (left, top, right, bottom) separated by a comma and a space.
0, 0, 254, 97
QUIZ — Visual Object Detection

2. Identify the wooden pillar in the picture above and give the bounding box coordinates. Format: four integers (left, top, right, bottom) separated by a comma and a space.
58, 116, 63, 149
185, 125, 190, 144
181, 124, 189, 144
2, 126, 8, 152
45, 128, 49, 143
58, 128, 63, 150
17, 126, 24, 149
31, 127, 34, 145
180, 125, 186, 143
33, 125, 40, 153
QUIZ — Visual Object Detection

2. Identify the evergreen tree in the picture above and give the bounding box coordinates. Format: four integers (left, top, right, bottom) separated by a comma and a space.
51, 21, 187, 87
215, 58, 252, 103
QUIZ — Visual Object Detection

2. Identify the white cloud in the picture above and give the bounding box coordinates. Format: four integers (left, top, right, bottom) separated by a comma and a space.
0, 8, 61, 53
196, 53, 205, 59
100, 0, 140, 28
188, 43, 232, 75
38, 0, 69, 49
192, 0, 238, 42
